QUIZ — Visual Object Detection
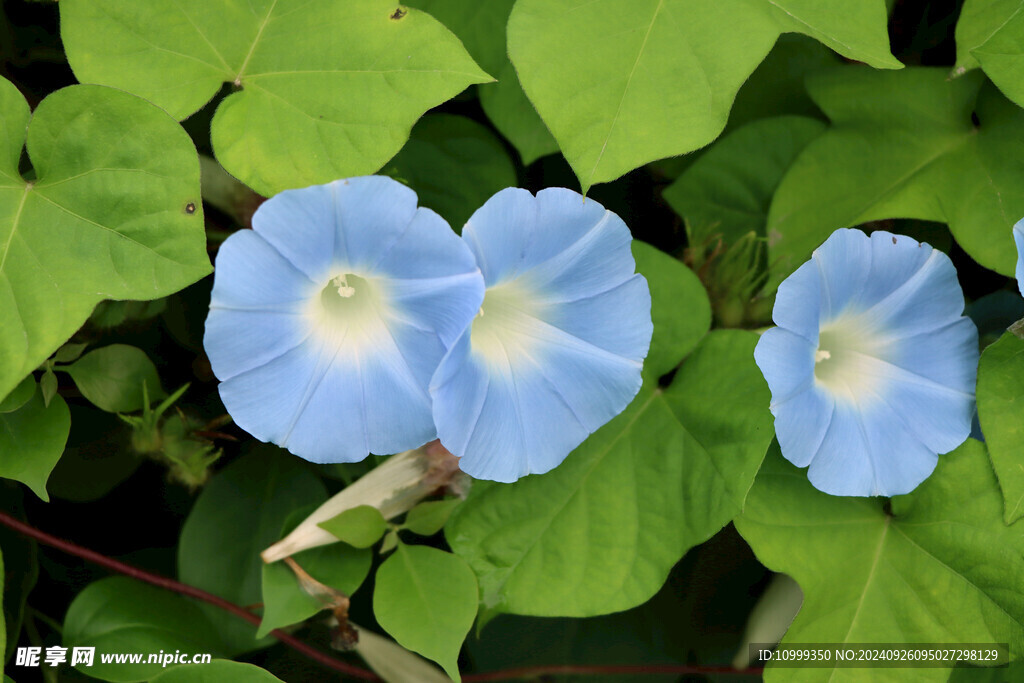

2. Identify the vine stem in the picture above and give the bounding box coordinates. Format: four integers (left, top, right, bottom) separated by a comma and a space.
0, 510, 766, 681
0, 509, 379, 681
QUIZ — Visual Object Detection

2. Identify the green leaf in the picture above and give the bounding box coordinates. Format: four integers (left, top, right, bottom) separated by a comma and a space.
0, 385, 69, 501
259, 510, 371, 638
0, 78, 209, 402
38, 369, 57, 408
966, 0, 1024, 107
977, 331, 1024, 524
318, 505, 389, 549
406, 0, 512, 76
387, 114, 517, 230
403, 498, 462, 536
0, 375, 34, 413
52, 342, 87, 364
89, 299, 167, 329
664, 116, 826, 249
381, 529, 400, 555
150, 661, 284, 683
446, 330, 772, 618
60, 0, 492, 197
631, 241, 711, 380
735, 440, 1024, 682
373, 543, 478, 682
47, 411, 141, 503
954, 0, 1022, 74
407, 0, 557, 165
63, 576, 226, 682
728, 34, 839, 131
767, 68, 1024, 287
63, 344, 165, 413
178, 446, 327, 654
507, 0, 899, 191
480, 62, 560, 166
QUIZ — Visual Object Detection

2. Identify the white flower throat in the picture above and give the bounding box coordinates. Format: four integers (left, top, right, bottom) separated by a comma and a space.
309, 272, 391, 348
813, 311, 893, 402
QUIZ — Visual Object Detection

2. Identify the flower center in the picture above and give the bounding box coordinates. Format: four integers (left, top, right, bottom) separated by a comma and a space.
311, 273, 388, 343
813, 313, 892, 402
471, 280, 544, 368
330, 274, 356, 298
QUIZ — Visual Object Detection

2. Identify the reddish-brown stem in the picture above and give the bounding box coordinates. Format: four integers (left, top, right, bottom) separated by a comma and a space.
0, 509, 380, 681
0, 510, 765, 681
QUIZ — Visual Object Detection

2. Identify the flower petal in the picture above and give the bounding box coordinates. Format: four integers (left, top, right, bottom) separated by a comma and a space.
811, 228, 872, 320
545, 275, 652, 358
754, 327, 816, 407
219, 324, 439, 463
857, 353, 975, 455
859, 245, 966, 337
807, 401, 938, 497
772, 385, 834, 468
884, 318, 978, 398
462, 187, 538, 283
206, 231, 317, 380
431, 323, 643, 482
252, 177, 420, 279
771, 260, 821, 343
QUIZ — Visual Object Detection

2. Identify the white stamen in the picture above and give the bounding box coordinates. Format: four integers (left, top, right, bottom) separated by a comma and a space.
815, 349, 831, 363
331, 275, 355, 298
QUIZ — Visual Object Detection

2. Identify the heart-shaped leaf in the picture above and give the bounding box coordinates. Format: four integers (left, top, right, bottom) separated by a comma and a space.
61, 0, 492, 196
0, 78, 209, 401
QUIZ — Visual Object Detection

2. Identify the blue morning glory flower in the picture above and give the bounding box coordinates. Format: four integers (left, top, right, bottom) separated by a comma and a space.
204, 177, 484, 463
755, 228, 978, 497
430, 188, 652, 483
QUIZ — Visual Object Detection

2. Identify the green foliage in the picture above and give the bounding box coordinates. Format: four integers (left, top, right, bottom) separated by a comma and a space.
767, 67, 1024, 287
631, 241, 711, 380
736, 441, 1024, 682
402, 498, 462, 536
0, 375, 34, 413
0, 78, 209, 402
953, 0, 1022, 74
258, 509, 371, 638
727, 34, 839, 130
63, 577, 227, 682
62, 344, 165, 413
60, 0, 491, 196
976, 331, 1024, 523
0, 384, 69, 501
150, 661, 284, 683
408, 0, 558, 166
387, 114, 517, 230
178, 447, 327, 654
447, 330, 772, 618
664, 116, 826, 250
969, 2, 1024, 107
507, 0, 898, 191
374, 543, 478, 681
317, 504, 388, 549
